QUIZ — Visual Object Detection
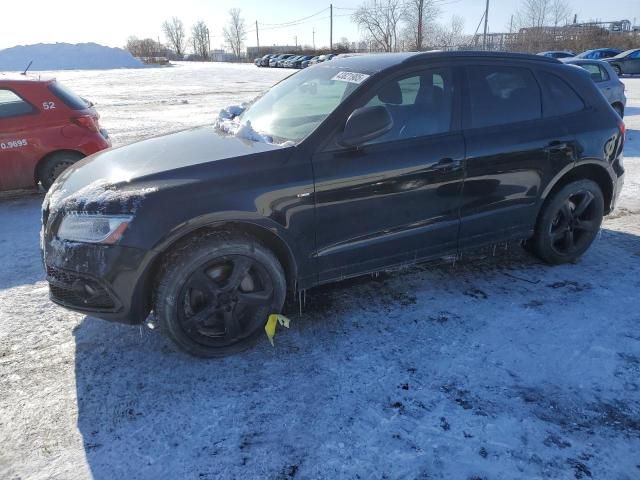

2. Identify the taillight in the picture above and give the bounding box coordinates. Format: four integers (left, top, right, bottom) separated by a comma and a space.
72, 115, 98, 132
618, 120, 626, 139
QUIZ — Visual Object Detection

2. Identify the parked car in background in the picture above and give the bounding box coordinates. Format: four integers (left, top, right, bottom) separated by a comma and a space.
309, 54, 336, 66
562, 58, 626, 117
575, 48, 622, 60
0, 77, 110, 192
301, 56, 319, 68
292, 55, 314, 68
604, 48, 640, 76
268, 54, 290, 67
256, 54, 274, 67
42, 51, 625, 357
275, 54, 296, 67
283, 55, 303, 68
253, 57, 261, 66
538, 51, 575, 59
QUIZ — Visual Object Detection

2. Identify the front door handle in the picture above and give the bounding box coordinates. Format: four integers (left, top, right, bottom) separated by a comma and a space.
432, 158, 462, 172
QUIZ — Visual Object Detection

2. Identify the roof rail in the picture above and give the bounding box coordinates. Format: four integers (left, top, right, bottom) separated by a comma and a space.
405, 50, 561, 64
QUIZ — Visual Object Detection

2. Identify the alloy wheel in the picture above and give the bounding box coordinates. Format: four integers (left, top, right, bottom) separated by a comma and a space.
548, 190, 599, 256
177, 255, 274, 347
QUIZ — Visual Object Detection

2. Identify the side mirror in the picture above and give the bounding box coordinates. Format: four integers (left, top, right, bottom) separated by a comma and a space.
340, 105, 393, 147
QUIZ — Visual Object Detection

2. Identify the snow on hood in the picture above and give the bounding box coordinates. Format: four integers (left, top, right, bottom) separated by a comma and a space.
46, 178, 158, 215
213, 104, 295, 147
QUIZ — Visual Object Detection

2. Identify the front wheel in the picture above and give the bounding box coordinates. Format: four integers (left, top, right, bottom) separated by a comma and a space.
613, 65, 622, 76
154, 232, 286, 357
531, 180, 604, 265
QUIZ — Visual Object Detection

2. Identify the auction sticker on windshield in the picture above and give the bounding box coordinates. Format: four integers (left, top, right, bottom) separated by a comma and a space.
331, 71, 370, 84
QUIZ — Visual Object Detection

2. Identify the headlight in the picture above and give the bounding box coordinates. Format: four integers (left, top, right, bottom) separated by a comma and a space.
57, 214, 132, 244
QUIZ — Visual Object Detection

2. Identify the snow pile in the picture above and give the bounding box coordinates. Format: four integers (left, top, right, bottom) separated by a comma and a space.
0, 43, 144, 71
214, 104, 295, 147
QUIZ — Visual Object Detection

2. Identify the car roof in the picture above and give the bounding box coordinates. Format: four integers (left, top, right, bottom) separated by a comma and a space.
319, 51, 560, 74
0, 74, 55, 86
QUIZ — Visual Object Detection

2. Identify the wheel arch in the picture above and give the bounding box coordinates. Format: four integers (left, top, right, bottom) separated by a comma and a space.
137, 220, 300, 319
34, 149, 85, 184
541, 162, 614, 216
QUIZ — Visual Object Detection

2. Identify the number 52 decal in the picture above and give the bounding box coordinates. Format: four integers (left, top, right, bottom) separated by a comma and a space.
42, 101, 56, 110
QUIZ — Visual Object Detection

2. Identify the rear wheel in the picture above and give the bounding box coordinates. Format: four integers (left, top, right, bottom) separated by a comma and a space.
154, 232, 286, 357
531, 180, 604, 265
39, 151, 84, 190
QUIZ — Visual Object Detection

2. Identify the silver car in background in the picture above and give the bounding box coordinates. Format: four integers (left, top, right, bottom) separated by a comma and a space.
562, 58, 627, 117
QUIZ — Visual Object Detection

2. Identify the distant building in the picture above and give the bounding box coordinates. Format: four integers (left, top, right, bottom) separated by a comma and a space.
246, 45, 301, 58
210, 49, 235, 62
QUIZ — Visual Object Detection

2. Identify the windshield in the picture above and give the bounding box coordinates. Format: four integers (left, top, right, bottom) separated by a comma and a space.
614, 49, 637, 58
576, 50, 593, 58
239, 66, 366, 143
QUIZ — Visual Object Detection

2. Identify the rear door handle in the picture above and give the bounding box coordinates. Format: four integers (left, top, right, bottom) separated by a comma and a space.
432, 158, 462, 172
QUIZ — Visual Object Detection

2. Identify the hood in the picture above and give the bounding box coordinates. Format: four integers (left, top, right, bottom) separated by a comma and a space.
45, 126, 285, 213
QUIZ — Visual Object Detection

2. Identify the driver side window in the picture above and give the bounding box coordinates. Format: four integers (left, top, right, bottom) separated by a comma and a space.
359, 68, 454, 144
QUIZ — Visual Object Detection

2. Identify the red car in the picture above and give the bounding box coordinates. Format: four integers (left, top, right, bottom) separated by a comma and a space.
0, 77, 111, 192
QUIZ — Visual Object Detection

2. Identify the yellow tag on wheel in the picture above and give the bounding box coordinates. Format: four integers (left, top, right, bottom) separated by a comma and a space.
265, 314, 291, 346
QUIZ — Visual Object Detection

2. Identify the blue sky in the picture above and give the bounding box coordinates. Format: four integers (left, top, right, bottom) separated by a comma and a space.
1, 0, 638, 50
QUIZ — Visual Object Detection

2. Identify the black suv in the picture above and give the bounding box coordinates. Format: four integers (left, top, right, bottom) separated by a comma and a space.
41, 52, 625, 357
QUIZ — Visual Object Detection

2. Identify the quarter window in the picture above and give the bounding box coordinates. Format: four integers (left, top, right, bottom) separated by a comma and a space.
0, 89, 34, 118
466, 66, 541, 129
579, 63, 609, 82
537, 71, 585, 117
360, 68, 454, 143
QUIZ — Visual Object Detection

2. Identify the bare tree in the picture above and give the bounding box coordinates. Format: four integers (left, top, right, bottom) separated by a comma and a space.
429, 15, 465, 49
162, 17, 186, 57
514, 0, 572, 29
403, 0, 440, 51
223, 8, 247, 60
550, 0, 571, 26
125, 36, 163, 58
191, 20, 210, 59
352, 0, 405, 52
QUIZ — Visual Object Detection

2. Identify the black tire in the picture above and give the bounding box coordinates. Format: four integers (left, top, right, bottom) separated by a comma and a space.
613, 103, 624, 118
39, 152, 84, 190
531, 179, 604, 265
154, 232, 287, 357
613, 65, 622, 76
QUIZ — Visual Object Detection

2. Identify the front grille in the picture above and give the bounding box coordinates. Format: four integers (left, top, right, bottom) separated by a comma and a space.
47, 266, 116, 310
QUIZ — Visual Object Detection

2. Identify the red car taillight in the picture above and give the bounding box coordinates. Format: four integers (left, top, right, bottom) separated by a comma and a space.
618, 120, 626, 140
72, 115, 99, 132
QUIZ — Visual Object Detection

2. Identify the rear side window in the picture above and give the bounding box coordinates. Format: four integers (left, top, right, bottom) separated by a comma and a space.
578, 63, 609, 82
48, 82, 89, 110
0, 89, 34, 118
537, 71, 585, 117
466, 66, 541, 129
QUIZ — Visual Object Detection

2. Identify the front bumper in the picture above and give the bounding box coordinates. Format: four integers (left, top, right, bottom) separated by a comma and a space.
42, 232, 151, 325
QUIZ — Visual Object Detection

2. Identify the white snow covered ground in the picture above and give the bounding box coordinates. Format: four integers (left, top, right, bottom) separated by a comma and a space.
1, 63, 639, 480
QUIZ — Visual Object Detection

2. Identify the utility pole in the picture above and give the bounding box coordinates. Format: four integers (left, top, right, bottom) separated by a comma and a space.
417, 0, 424, 51
330, 3, 333, 52
509, 14, 513, 34
312, 28, 316, 50
482, 0, 490, 51
295, 35, 298, 48
256, 20, 260, 53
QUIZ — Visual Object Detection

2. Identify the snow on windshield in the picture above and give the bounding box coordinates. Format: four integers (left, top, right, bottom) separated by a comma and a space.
213, 104, 295, 147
